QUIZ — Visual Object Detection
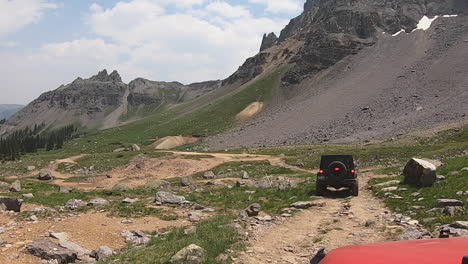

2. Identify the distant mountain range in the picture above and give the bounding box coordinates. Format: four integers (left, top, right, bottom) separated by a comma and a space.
0, 104, 23, 120
2, 0, 468, 148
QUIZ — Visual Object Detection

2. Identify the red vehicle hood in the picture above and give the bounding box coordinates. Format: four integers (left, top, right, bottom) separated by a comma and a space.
320, 237, 468, 264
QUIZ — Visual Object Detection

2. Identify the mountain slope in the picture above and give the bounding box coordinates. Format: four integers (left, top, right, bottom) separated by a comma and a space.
0, 104, 23, 120
1, 70, 221, 135
207, 0, 468, 148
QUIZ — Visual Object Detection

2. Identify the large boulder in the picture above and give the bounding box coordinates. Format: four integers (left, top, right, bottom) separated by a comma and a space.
403, 158, 437, 186
170, 244, 205, 264
0, 197, 22, 212
155, 191, 186, 204
25, 239, 77, 264
38, 170, 53, 180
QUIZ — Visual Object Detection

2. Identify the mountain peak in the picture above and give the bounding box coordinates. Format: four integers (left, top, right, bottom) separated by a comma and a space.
89, 69, 122, 82
260, 32, 278, 52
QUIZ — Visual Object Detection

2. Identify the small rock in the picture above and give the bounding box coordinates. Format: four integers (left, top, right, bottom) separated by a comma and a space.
91, 246, 114, 261
411, 192, 421, 197
9, 180, 21, 192
58, 186, 71, 193
184, 226, 197, 235
169, 244, 205, 264
443, 206, 464, 216
180, 176, 193, 187
290, 201, 325, 209
398, 226, 432, 240
242, 203, 261, 217
38, 170, 53, 180
188, 212, 202, 222
155, 191, 186, 205
121, 230, 151, 245
203, 171, 215, 179
241, 171, 250, 179
435, 199, 464, 207
28, 215, 38, 222
372, 180, 400, 189
381, 186, 398, 192
88, 198, 109, 207
132, 144, 141, 151
256, 215, 273, 222
122, 198, 139, 204
121, 219, 133, 224
112, 183, 131, 192
436, 175, 446, 181
27, 165, 36, 171
113, 148, 126, 153
22, 193, 34, 198
65, 199, 86, 210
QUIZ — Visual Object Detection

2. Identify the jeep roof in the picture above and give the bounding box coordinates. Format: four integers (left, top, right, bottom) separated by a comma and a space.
319, 155, 355, 169
318, 237, 468, 264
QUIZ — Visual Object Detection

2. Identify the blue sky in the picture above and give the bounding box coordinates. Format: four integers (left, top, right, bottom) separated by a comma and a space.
0, 0, 304, 104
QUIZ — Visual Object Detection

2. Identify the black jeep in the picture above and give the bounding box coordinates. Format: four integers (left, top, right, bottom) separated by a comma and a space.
316, 155, 358, 196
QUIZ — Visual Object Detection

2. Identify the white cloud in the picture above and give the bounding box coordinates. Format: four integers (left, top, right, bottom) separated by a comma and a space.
1, 0, 298, 104
84, 0, 288, 83
205, 2, 251, 18
0, 0, 57, 37
248, 0, 303, 14
0, 41, 18, 48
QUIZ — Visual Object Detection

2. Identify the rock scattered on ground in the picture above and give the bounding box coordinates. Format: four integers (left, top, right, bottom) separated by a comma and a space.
25, 239, 78, 264
241, 203, 262, 217
38, 170, 53, 180
88, 198, 110, 207
121, 230, 152, 245
434, 199, 464, 207
155, 191, 186, 205
65, 199, 87, 210
91, 246, 115, 261
170, 244, 205, 264
122, 198, 139, 204
22, 193, 34, 198
9, 180, 21, 192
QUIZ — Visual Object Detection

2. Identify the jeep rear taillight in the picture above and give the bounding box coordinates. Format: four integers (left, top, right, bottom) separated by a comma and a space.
350, 169, 356, 174
334, 167, 340, 171
319, 169, 324, 174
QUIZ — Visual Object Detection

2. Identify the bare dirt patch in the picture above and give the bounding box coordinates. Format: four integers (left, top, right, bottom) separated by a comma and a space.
236, 102, 264, 121
153, 136, 200, 150
0, 211, 188, 264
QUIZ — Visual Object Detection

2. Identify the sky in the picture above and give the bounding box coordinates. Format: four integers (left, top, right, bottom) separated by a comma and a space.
0, 0, 304, 105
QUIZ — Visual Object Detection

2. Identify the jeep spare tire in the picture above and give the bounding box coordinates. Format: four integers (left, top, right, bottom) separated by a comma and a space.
328, 161, 347, 177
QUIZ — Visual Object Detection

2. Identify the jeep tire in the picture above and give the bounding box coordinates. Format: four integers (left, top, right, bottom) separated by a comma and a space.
316, 182, 327, 196
350, 181, 359, 196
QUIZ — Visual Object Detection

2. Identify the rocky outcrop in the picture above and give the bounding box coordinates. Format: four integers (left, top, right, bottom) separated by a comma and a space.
222, 53, 269, 86
260, 32, 278, 52
4, 69, 221, 134
170, 244, 205, 264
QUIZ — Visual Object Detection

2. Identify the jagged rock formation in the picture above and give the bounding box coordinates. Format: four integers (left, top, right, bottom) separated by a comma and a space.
260, 32, 278, 52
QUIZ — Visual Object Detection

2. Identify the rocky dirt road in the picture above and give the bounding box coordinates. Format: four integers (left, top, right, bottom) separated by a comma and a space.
235, 171, 392, 264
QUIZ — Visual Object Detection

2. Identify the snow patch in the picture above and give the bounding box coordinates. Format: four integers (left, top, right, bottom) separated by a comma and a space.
413, 16, 439, 31
392, 29, 405, 37
442, 14, 458, 18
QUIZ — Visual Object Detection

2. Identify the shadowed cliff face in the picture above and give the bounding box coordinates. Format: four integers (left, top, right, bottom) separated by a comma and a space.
223, 0, 468, 86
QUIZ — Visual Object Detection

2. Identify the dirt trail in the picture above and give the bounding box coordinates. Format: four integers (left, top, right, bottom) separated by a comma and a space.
235, 172, 391, 264
52, 151, 311, 190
